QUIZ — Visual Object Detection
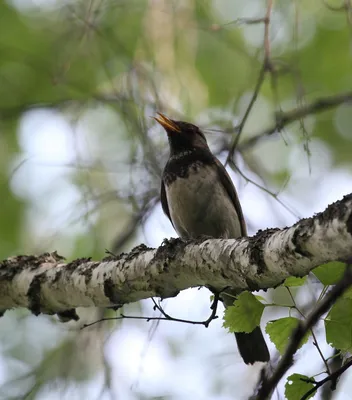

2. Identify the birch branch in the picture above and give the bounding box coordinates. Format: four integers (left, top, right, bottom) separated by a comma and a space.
0, 194, 351, 318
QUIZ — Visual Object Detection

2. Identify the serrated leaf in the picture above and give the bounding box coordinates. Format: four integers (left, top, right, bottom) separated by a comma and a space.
325, 298, 352, 351
285, 374, 315, 400
254, 295, 267, 302
223, 292, 265, 333
313, 262, 346, 285
266, 317, 310, 354
284, 276, 307, 287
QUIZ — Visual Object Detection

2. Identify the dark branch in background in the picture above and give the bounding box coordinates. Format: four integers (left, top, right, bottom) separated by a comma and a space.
5, 88, 351, 173
285, 287, 331, 376
82, 293, 220, 330
111, 212, 143, 252
111, 195, 158, 253
301, 358, 352, 400
256, 265, 352, 400
225, 0, 274, 165
239, 91, 352, 151
224, 64, 266, 166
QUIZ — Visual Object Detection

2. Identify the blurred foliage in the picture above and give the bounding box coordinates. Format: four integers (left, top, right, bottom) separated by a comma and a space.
0, 0, 352, 399
265, 317, 311, 355
325, 298, 352, 353
313, 261, 346, 285
283, 276, 307, 287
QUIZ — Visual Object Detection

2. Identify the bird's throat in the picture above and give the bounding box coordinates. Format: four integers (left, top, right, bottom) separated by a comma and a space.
163, 148, 214, 186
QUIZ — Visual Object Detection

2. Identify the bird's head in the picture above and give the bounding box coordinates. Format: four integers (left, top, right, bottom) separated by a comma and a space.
154, 113, 209, 155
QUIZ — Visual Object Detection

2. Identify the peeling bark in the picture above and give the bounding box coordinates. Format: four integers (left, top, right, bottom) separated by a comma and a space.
0, 194, 351, 319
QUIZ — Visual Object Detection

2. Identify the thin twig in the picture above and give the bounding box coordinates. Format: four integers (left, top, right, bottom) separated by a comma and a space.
256, 265, 352, 400
263, 0, 273, 66
223, 17, 267, 26
225, 64, 267, 165
301, 359, 352, 400
81, 293, 220, 330
321, 349, 343, 398
230, 160, 301, 219
225, 0, 274, 165
151, 292, 220, 328
286, 287, 331, 376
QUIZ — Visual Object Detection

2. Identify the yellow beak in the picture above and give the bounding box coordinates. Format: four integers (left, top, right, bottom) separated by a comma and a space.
153, 113, 181, 132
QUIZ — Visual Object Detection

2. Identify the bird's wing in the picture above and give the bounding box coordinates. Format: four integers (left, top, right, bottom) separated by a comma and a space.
214, 158, 247, 236
160, 179, 175, 230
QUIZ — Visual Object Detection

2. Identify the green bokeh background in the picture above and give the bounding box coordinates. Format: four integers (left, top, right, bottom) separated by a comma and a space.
0, 0, 352, 399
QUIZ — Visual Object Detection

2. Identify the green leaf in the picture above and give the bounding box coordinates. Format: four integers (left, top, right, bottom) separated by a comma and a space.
223, 292, 265, 333
325, 298, 352, 351
342, 287, 352, 299
285, 374, 315, 400
254, 295, 267, 302
313, 262, 346, 285
266, 317, 310, 354
284, 276, 307, 287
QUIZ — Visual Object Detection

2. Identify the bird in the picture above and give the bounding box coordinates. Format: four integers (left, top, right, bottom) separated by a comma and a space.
155, 112, 270, 364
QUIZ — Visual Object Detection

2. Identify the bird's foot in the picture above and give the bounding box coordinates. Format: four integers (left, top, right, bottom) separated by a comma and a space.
195, 234, 214, 243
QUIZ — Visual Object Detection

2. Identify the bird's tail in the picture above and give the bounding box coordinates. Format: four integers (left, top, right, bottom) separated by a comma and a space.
234, 326, 270, 364
222, 291, 270, 364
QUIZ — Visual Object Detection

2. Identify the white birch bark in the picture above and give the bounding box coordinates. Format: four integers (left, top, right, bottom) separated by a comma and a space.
0, 194, 351, 317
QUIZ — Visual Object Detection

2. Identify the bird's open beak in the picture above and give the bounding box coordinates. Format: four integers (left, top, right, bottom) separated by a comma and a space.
153, 113, 181, 132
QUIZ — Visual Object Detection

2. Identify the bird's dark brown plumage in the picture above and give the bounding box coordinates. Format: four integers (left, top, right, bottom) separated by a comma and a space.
156, 113, 270, 364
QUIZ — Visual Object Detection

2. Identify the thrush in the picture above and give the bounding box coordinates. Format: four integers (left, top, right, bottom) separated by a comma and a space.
155, 113, 270, 364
